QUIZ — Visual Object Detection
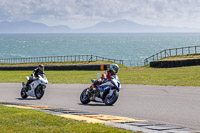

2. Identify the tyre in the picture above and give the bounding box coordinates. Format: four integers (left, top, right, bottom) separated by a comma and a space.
104, 90, 119, 106
35, 86, 45, 99
21, 88, 28, 99
80, 89, 90, 104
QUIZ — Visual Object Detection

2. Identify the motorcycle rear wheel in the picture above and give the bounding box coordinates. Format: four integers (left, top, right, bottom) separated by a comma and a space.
80, 89, 90, 104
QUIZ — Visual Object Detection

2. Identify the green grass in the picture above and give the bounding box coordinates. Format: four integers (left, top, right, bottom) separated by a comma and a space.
118, 66, 200, 86
0, 105, 134, 133
1, 65, 200, 86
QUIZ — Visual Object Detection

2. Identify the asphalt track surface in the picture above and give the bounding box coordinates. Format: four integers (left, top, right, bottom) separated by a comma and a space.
0, 83, 200, 130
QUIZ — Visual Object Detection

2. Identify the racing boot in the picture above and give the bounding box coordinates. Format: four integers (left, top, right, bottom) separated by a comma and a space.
25, 80, 31, 91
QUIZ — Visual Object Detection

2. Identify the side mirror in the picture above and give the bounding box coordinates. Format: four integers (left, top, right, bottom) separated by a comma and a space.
97, 73, 101, 80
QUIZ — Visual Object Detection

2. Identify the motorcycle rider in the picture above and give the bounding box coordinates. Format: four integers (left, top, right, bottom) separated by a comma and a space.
25, 64, 45, 91
91, 64, 119, 89
101, 64, 119, 81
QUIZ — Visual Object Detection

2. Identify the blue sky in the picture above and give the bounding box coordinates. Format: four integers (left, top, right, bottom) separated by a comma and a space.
0, 0, 200, 28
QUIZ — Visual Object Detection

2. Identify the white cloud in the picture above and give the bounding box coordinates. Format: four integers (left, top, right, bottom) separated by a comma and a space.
0, 0, 200, 28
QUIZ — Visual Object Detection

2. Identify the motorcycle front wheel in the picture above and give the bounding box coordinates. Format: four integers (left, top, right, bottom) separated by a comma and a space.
80, 88, 90, 104
21, 88, 28, 99
35, 86, 45, 99
104, 90, 119, 106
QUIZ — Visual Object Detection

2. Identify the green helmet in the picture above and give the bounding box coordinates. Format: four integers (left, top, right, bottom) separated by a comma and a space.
110, 64, 119, 74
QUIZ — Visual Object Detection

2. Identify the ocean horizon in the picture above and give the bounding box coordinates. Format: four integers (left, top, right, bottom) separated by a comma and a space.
1, 33, 200, 66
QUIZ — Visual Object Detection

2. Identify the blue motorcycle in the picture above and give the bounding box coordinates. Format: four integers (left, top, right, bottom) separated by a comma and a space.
80, 75, 121, 105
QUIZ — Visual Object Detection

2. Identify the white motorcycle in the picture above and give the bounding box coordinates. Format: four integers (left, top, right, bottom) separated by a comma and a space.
21, 74, 48, 99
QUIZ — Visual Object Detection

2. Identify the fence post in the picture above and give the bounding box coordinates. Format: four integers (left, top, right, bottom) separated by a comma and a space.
160, 52, 162, 59
91, 55, 93, 62
195, 46, 197, 53
156, 53, 158, 60
144, 59, 148, 66
188, 47, 190, 54
182, 48, 184, 55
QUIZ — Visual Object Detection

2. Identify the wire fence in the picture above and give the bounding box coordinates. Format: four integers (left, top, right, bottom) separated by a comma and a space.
0, 55, 144, 67
0, 54, 124, 65
144, 45, 200, 65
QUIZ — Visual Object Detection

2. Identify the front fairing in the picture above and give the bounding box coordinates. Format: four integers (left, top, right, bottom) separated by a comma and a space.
97, 81, 114, 91
97, 80, 121, 92
111, 80, 121, 91
110, 75, 121, 91
94, 74, 121, 92
39, 74, 48, 85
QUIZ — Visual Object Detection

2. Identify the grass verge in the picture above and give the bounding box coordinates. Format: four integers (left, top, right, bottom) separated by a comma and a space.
1, 65, 200, 86
0, 105, 133, 133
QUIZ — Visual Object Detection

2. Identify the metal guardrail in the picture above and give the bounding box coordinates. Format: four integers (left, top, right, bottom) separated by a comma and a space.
144, 45, 200, 65
0, 55, 125, 66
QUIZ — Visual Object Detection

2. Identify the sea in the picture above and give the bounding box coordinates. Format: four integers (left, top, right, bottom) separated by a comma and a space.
1, 33, 200, 66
